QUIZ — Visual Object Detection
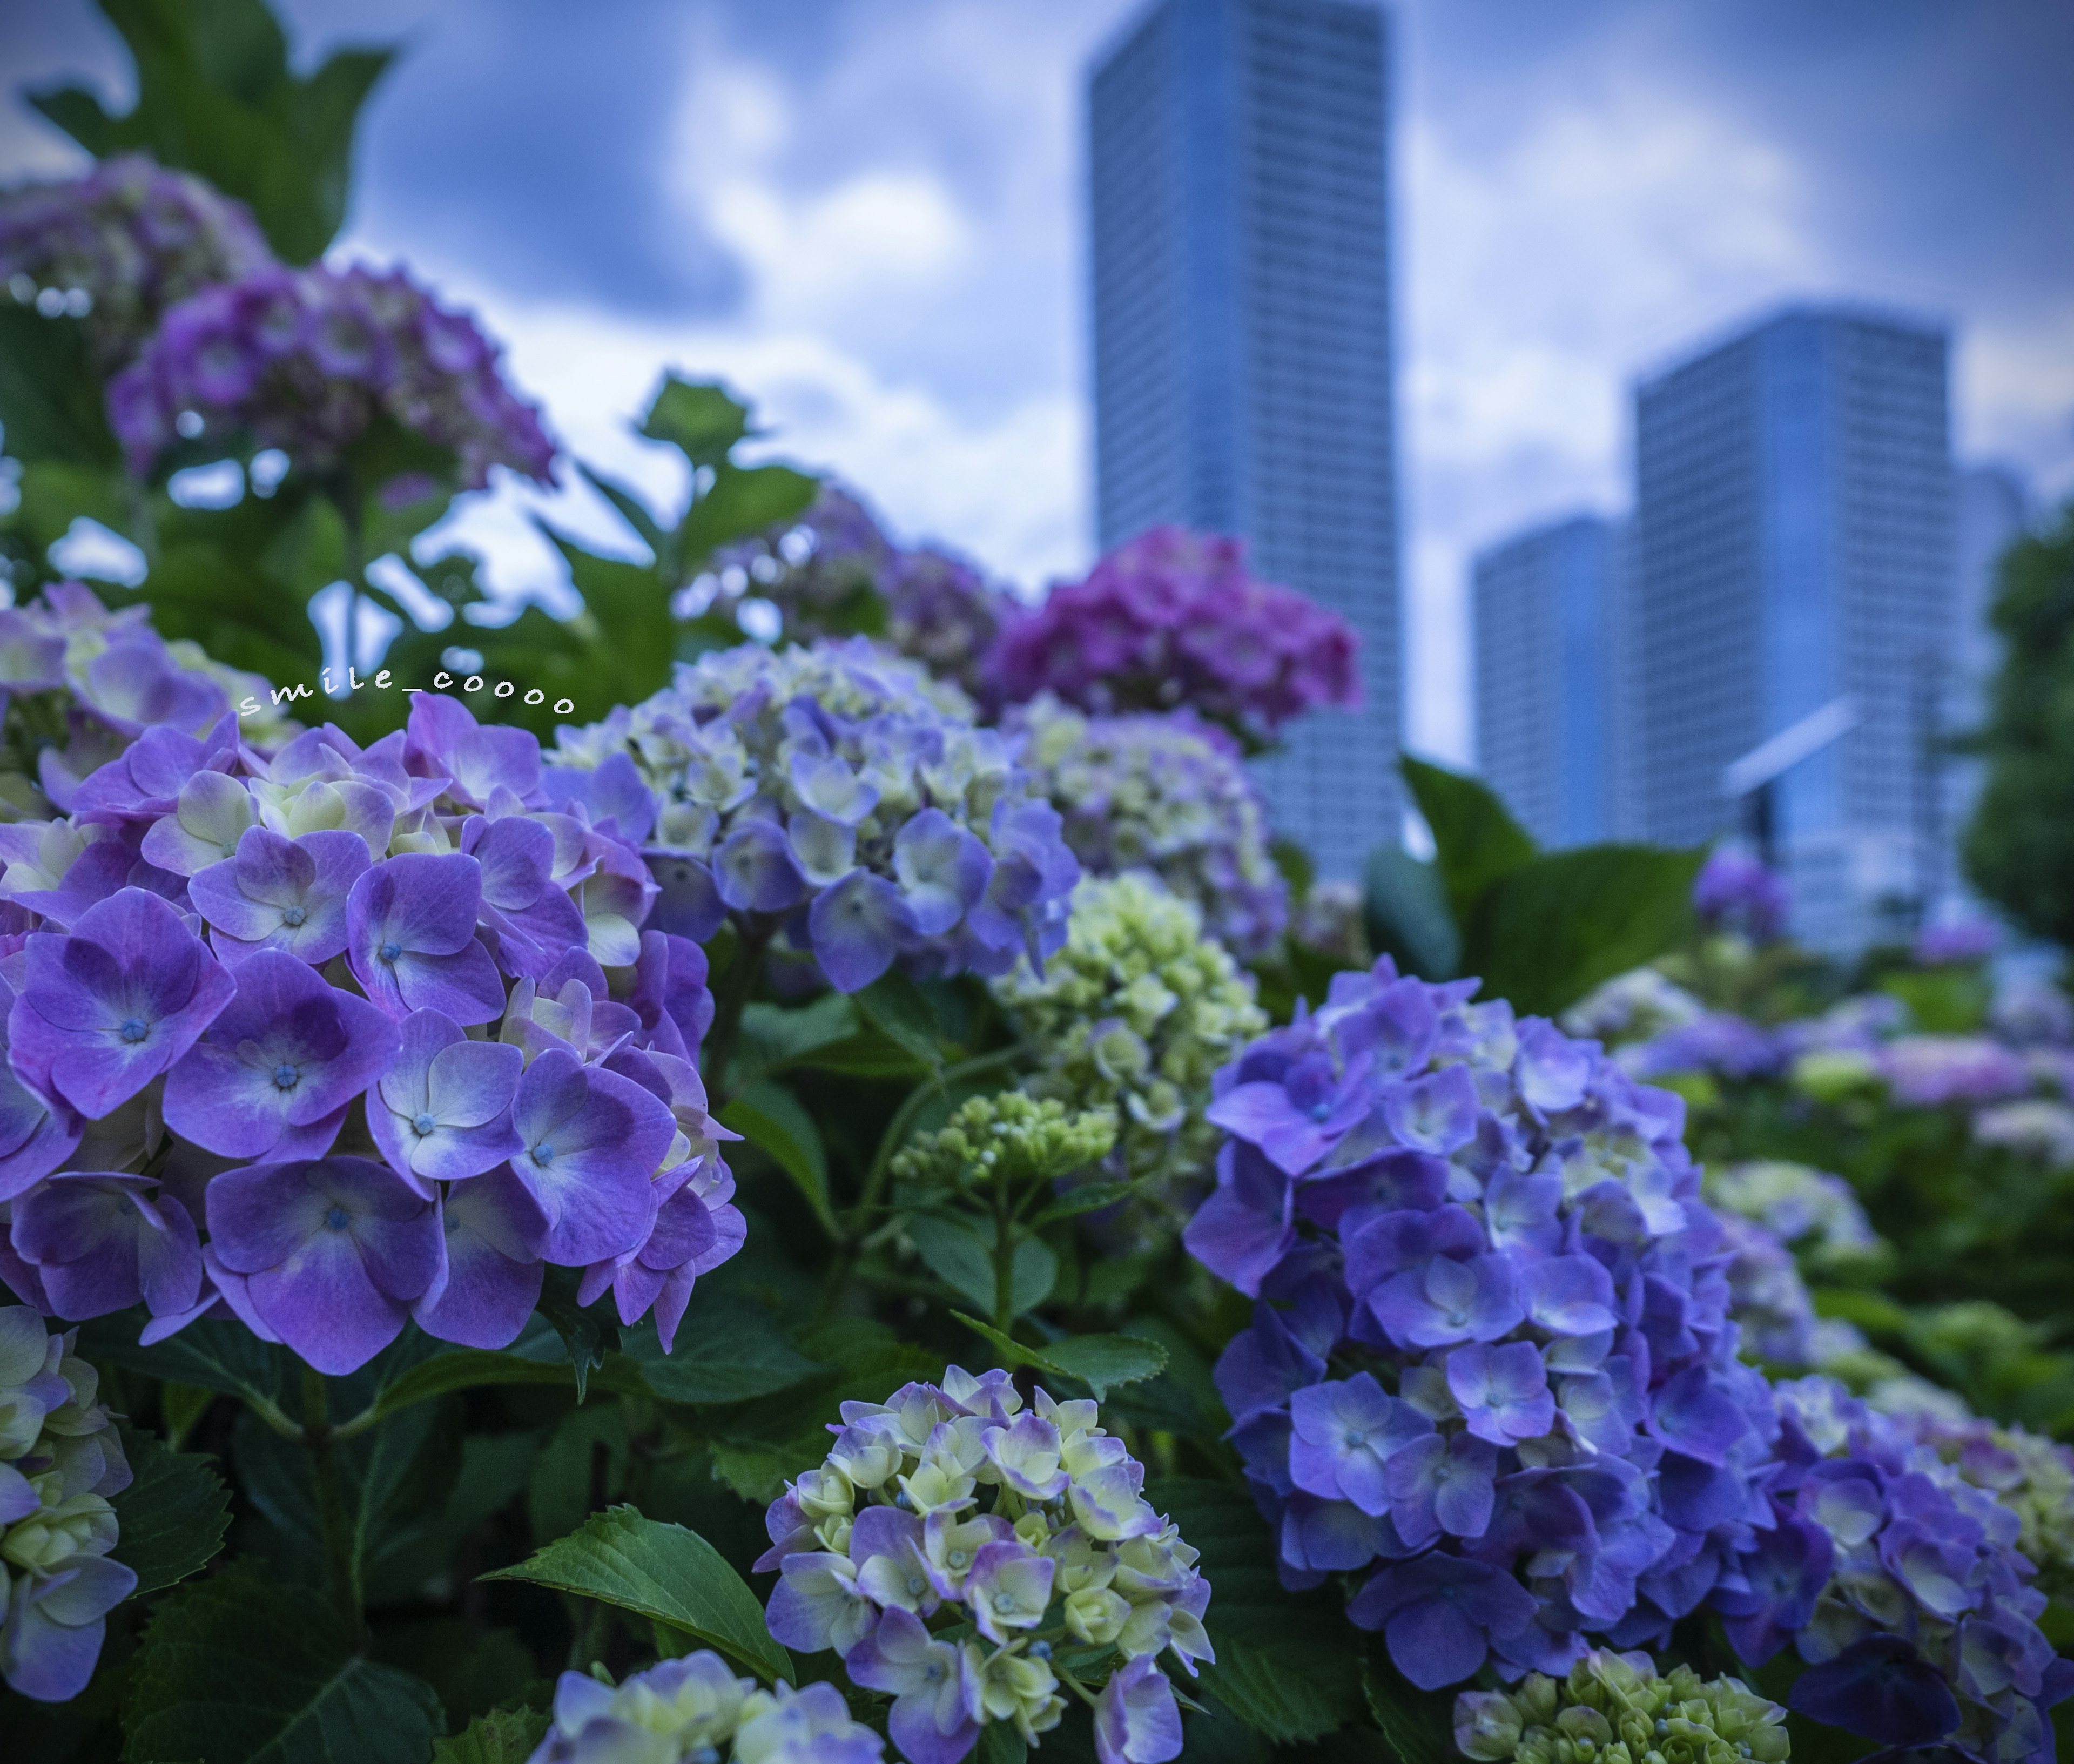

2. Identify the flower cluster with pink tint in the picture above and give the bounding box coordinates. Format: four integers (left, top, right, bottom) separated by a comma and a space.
982, 527, 1358, 744
0, 692, 739, 1374
107, 261, 555, 491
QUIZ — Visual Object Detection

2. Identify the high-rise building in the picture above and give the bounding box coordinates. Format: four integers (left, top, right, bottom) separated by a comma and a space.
1628, 305, 1955, 952
1086, 0, 1401, 878
1471, 514, 1624, 848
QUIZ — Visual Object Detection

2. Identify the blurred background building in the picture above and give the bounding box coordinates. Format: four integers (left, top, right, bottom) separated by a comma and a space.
1471, 514, 1623, 849
1086, 0, 1403, 879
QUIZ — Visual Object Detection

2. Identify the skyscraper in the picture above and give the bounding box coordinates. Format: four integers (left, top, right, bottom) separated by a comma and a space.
1472, 514, 1625, 848
1086, 0, 1401, 878
1628, 305, 1955, 952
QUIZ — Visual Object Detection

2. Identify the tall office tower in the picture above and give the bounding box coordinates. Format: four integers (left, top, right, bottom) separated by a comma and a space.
1087, 0, 1402, 878
1942, 464, 2030, 904
1630, 306, 1955, 953
1471, 514, 1623, 847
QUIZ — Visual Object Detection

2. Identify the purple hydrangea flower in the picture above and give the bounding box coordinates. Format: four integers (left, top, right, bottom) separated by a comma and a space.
845, 1604, 981, 1764
983, 526, 1358, 746
1693, 847, 1791, 941
204, 1155, 442, 1374
8, 1174, 201, 1323
412, 1166, 548, 1350
506, 1048, 674, 1266
556, 638, 1079, 991
1193, 955, 1784, 1687
161, 949, 401, 1159
10, 887, 235, 1119
188, 827, 371, 966
109, 261, 554, 489
1093, 1652, 1183, 1764
367, 1007, 524, 1190
346, 851, 506, 1025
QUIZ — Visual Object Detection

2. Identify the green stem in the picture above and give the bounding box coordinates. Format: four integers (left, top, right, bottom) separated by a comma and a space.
301, 1365, 363, 1631
701, 918, 772, 1105
993, 1167, 1018, 1338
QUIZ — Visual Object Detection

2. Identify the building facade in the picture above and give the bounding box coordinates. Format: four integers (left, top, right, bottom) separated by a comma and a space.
1628, 306, 1955, 952
1472, 514, 1624, 848
1087, 0, 1402, 878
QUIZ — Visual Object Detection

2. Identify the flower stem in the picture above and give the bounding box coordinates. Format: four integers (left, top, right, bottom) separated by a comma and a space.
301, 1365, 363, 1631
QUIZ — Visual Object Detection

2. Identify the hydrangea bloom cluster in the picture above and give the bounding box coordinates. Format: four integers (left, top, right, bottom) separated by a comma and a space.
0, 154, 272, 373
1884, 1408, 2074, 1604
109, 260, 556, 489
757, 1366, 1210, 1764
1691, 851, 1789, 943
706, 488, 1002, 698
1742, 1377, 2070, 1760
0, 1308, 133, 1702
1453, 1648, 1789, 1764
527, 1653, 882, 1763
889, 1093, 1119, 1195
1186, 955, 1782, 1690
1914, 918, 1998, 966
0, 692, 741, 1372
1702, 1162, 1883, 1281
0, 581, 291, 819
1711, 1216, 1821, 1369
1562, 970, 1704, 1051
1011, 697, 1287, 959
993, 875, 1265, 1218
982, 527, 1358, 746
555, 639, 1079, 992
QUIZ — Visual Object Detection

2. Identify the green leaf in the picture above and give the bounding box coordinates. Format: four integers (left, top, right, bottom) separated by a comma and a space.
1362, 844, 1463, 981
719, 1080, 838, 1236
977, 1723, 1028, 1763
110, 1424, 231, 1598
856, 971, 946, 1071
952, 1314, 1169, 1401
1362, 1661, 1457, 1764
369, 1316, 592, 1420
790, 1033, 933, 1080
1029, 1181, 1138, 1227
121, 1568, 446, 1763
576, 461, 667, 558
1146, 1478, 1364, 1745
1463, 843, 1705, 1016
0, 307, 122, 467
642, 377, 752, 469
1402, 755, 1539, 925
432, 1707, 552, 1764
733, 994, 860, 1087
617, 1292, 826, 1405
678, 463, 819, 566
81, 1314, 285, 1411
482, 1505, 792, 1686
910, 1216, 1056, 1318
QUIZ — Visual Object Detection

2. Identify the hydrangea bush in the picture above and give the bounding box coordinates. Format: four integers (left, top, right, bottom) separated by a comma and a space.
0, 691, 739, 1369
982, 526, 1358, 748
1011, 695, 1288, 959
556, 639, 1079, 992
1188, 956, 1783, 1690
0, 1308, 132, 1702
757, 1366, 1208, 1764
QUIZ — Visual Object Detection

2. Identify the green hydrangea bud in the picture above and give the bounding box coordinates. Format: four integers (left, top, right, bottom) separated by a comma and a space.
993, 874, 1266, 1240
1457, 1652, 1789, 1764
891, 1091, 1119, 1191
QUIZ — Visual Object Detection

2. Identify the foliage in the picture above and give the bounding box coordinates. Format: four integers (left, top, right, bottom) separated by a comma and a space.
1363, 756, 1703, 1016
1964, 499, 2074, 945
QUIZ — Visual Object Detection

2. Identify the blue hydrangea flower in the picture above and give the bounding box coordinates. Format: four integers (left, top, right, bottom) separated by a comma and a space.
555, 639, 1079, 991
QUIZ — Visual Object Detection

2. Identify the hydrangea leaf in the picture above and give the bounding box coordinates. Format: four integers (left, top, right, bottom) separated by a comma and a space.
1144, 1477, 1364, 1745
1400, 755, 1539, 927
482, 1504, 792, 1687
1362, 844, 1463, 982
120, 1568, 446, 1764
616, 1293, 826, 1406
430, 1706, 552, 1764
1464, 843, 1705, 1016
911, 1215, 1056, 1317
718, 1079, 839, 1237
82, 1312, 287, 1411
952, 1312, 1169, 1401
1361, 1660, 1456, 1764
733, 995, 860, 1087
110, 1423, 232, 1599
856, 971, 948, 1072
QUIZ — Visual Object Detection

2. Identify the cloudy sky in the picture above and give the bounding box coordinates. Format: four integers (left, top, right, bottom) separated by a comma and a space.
3, 0, 2070, 762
